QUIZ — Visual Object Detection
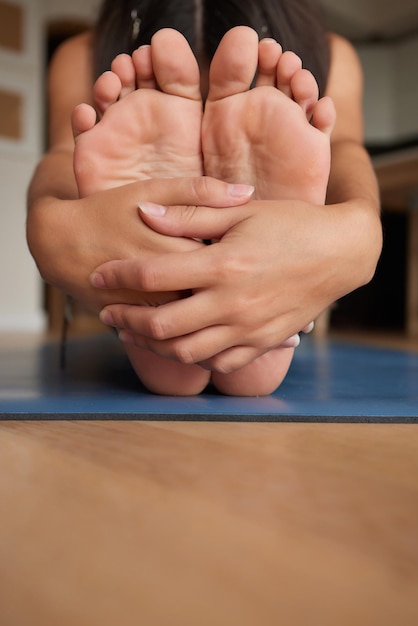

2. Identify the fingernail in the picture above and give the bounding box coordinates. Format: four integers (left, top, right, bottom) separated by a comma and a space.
89, 272, 106, 288
282, 334, 300, 349
228, 184, 255, 198
138, 201, 167, 216
303, 321, 315, 334
118, 330, 134, 344
293, 334, 301, 347
99, 310, 114, 326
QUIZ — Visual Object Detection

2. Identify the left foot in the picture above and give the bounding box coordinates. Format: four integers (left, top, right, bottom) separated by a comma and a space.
72, 29, 204, 198
72, 32, 210, 396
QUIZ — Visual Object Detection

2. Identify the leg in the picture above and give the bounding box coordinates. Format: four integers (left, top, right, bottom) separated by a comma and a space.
202, 27, 336, 395
73, 30, 209, 395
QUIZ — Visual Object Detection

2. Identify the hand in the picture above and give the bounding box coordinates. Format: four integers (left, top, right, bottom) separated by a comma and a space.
91, 198, 362, 372
28, 177, 253, 313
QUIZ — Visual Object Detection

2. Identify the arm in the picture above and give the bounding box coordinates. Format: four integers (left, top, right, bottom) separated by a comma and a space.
324, 33, 382, 276
27, 33, 252, 313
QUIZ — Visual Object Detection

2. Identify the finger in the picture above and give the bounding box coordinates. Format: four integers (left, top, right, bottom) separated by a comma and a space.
280, 334, 301, 348
115, 308, 299, 369
119, 335, 269, 374
91, 245, 223, 293
118, 324, 239, 368
137, 176, 254, 208
302, 321, 315, 334
200, 345, 263, 373
137, 201, 253, 240
100, 288, 226, 339
95, 176, 253, 211
200, 334, 301, 372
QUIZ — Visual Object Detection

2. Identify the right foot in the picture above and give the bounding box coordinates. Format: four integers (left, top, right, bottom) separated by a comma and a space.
72, 29, 204, 198
202, 26, 336, 204
202, 27, 336, 396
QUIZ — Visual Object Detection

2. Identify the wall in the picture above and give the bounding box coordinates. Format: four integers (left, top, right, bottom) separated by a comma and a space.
42, 0, 98, 23
0, 2, 417, 331
0, 0, 43, 331
357, 44, 397, 144
358, 34, 418, 144
0, 0, 97, 332
395, 36, 418, 139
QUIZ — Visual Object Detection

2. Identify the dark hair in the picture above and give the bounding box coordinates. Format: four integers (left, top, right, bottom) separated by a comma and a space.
93, 0, 330, 95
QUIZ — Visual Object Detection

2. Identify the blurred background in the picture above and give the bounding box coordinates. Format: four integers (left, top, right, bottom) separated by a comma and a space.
0, 0, 417, 343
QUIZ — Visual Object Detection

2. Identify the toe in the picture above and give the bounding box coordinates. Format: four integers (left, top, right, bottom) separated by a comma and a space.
207, 26, 259, 102
93, 71, 122, 116
276, 51, 302, 97
151, 28, 201, 101
110, 53, 137, 97
71, 103, 97, 140
132, 45, 157, 89
311, 96, 336, 136
255, 38, 282, 88
289, 68, 319, 118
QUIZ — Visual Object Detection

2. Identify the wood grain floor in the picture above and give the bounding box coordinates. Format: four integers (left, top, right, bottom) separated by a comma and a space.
0, 419, 417, 626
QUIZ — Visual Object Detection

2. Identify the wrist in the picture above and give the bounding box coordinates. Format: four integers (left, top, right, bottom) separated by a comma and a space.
329, 197, 383, 291
27, 196, 80, 290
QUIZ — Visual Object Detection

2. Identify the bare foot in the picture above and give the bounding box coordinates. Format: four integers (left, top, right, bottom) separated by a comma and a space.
72, 30, 210, 396
202, 26, 336, 204
202, 27, 336, 396
72, 29, 204, 198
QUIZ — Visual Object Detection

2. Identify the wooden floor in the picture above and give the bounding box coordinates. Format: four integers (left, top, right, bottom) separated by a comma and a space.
0, 420, 417, 625
0, 331, 418, 625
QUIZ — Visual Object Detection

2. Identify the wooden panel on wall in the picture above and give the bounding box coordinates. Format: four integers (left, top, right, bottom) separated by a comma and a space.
0, 87, 22, 140
0, 1, 23, 53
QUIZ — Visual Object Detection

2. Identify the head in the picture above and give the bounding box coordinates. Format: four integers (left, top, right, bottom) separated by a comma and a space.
93, 0, 330, 95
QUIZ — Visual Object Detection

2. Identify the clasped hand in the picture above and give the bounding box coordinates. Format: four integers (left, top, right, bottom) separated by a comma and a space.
90, 197, 331, 373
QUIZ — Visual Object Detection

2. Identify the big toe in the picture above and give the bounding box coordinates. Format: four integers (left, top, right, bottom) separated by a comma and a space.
207, 26, 259, 102
151, 28, 201, 101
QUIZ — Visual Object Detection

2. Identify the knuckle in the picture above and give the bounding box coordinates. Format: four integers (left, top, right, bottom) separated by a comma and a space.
173, 343, 196, 365
111, 306, 130, 329
192, 176, 211, 203
137, 261, 159, 292
117, 308, 129, 328
216, 251, 248, 281
146, 313, 170, 340
179, 204, 199, 228
210, 354, 235, 375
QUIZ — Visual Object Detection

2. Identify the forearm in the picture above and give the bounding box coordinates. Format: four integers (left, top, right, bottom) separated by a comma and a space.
325, 139, 383, 287
26, 149, 79, 288
28, 149, 78, 208
27, 163, 255, 311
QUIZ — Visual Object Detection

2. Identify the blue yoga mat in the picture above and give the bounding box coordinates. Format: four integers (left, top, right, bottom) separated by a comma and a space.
0, 333, 417, 421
